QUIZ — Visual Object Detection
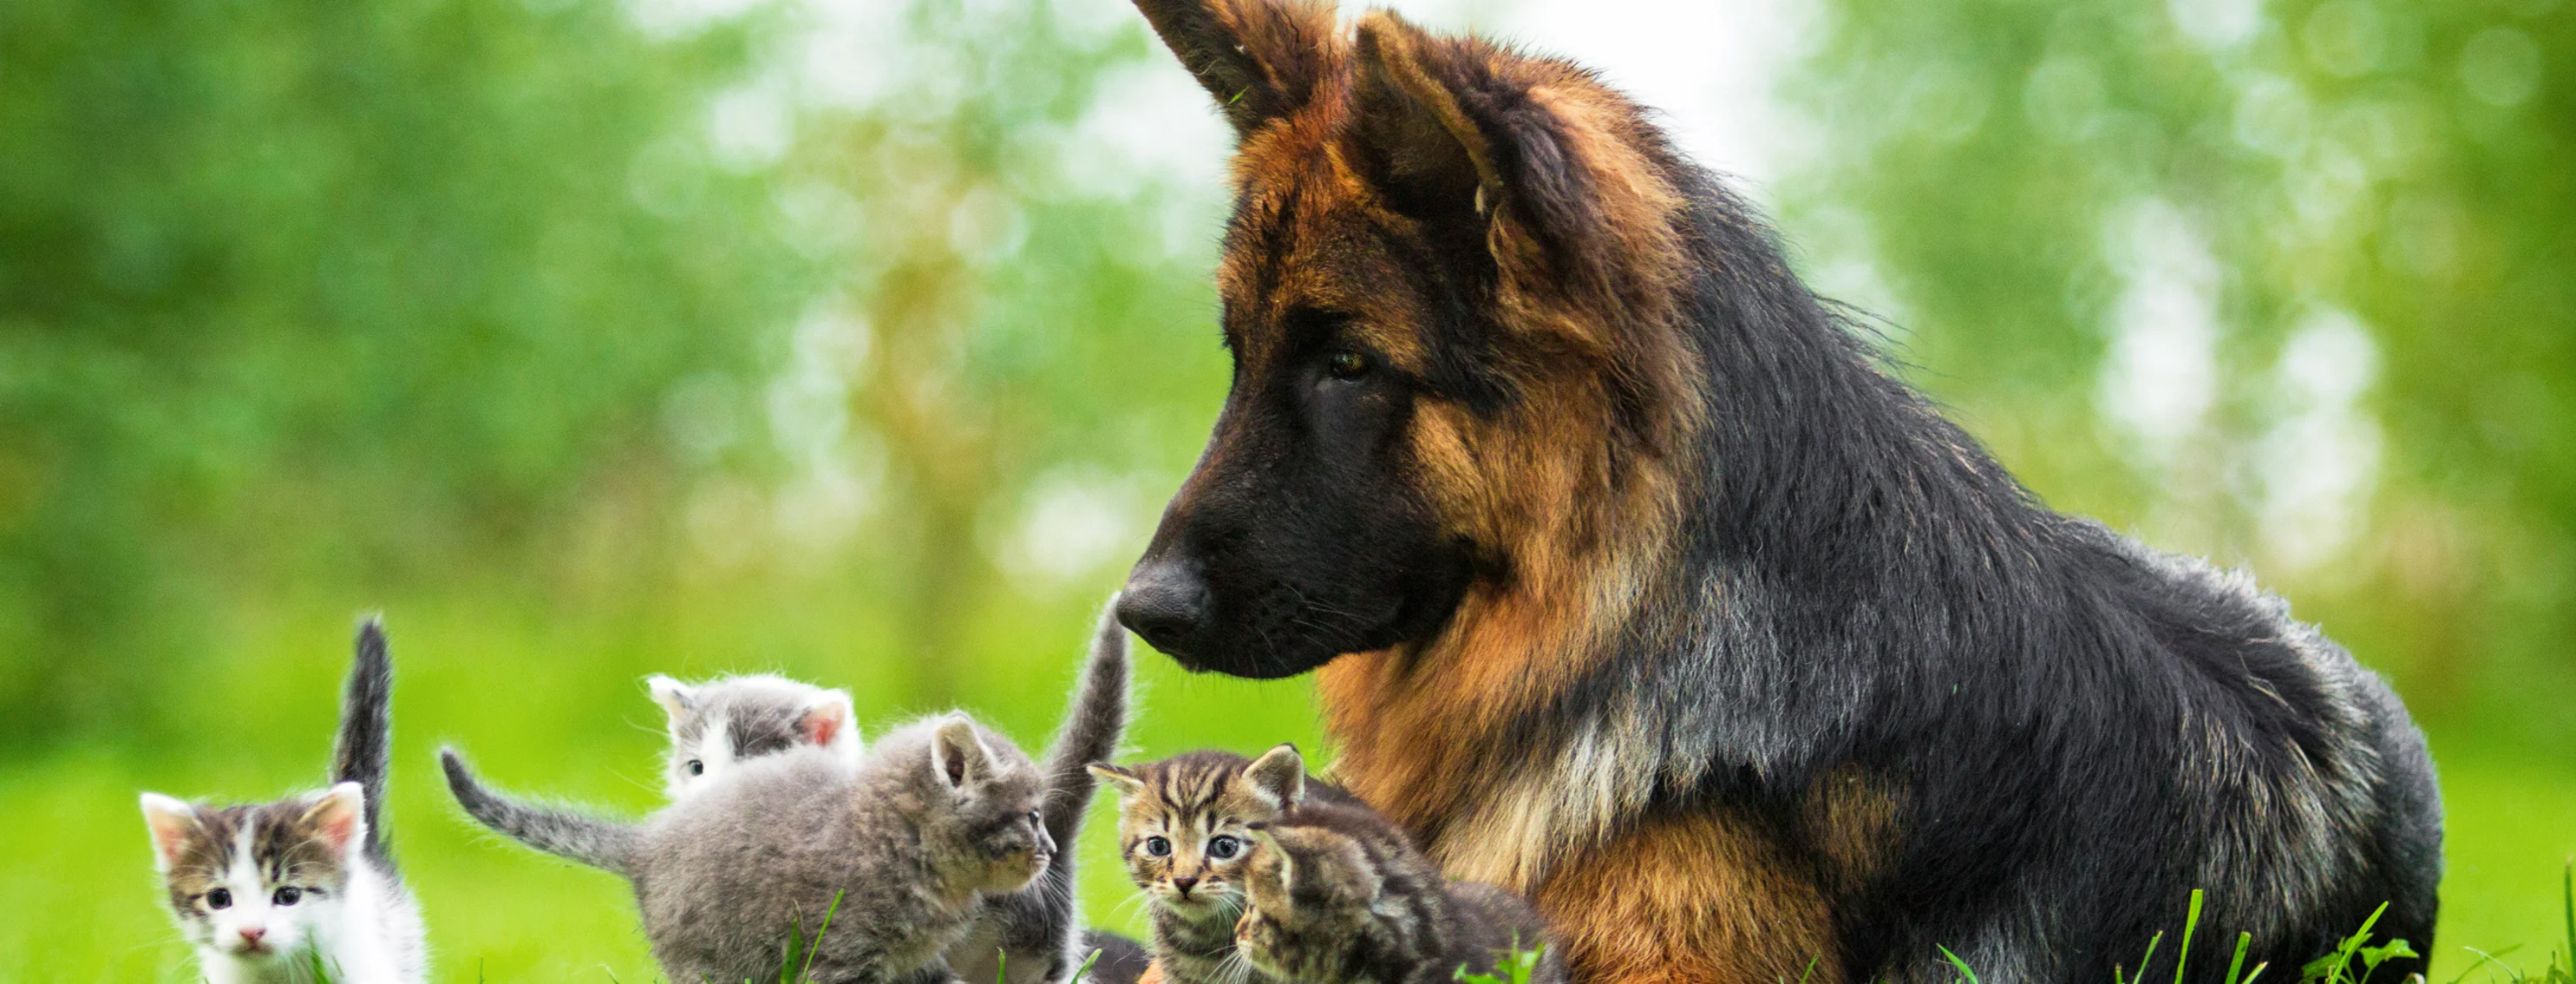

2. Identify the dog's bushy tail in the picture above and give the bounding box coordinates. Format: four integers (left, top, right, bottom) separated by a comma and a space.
332, 618, 397, 869
439, 748, 639, 877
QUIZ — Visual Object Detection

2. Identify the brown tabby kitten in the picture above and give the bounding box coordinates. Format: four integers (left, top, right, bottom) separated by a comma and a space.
1089, 746, 1354, 984
1236, 804, 1564, 984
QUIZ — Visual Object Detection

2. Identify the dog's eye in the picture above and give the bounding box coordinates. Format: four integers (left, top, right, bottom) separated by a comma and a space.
1207, 835, 1243, 860
272, 886, 302, 906
686, 759, 704, 776
1144, 836, 1173, 857
1325, 350, 1370, 380
206, 888, 232, 909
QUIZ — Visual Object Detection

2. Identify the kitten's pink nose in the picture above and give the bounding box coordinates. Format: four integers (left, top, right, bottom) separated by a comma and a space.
1172, 876, 1200, 896
238, 927, 266, 947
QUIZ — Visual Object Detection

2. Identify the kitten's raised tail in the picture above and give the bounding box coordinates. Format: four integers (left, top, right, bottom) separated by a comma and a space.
332, 617, 396, 868
438, 748, 639, 877
1038, 595, 1130, 847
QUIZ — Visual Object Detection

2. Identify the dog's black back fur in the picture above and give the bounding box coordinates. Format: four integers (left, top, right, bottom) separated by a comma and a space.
1557, 161, 2442, 981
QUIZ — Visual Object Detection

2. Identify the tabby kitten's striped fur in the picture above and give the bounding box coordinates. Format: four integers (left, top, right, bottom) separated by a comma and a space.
1089, 745, 1351, 984
1236, 804, 1564, 984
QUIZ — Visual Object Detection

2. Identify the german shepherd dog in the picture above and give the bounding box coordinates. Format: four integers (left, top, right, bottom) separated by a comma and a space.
1109, 2, 2442, 981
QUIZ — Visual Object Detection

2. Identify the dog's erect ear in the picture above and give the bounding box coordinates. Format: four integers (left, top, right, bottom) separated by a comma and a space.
1351, 13, 1507, 220
1350, 10, 1669, 312
1131, 0, 1339, 134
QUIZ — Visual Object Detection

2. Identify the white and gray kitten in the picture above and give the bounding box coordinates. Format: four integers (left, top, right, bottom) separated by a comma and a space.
645, 672, 861, 799
141, 620, 426, 984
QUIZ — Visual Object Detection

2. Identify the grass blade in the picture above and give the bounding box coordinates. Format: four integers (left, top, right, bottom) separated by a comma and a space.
2308, 903, 2391, 984
2226, 932, 2252, 984
2131, 930, 2167, 984
1939, 945, 1982, 984
2177, 890, 2206, 984
2449, 945, 2523, 984
2560, 863, 2573, 983
798, 889, 847, 984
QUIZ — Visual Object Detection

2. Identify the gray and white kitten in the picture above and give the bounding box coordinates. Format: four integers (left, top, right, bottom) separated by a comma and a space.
1235, 804, 1565, 984
645, 672, 861, 799
140, 620, 427, 984
441, 601, 1132, 984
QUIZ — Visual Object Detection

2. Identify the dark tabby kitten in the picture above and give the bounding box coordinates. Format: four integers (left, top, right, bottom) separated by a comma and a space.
1236, 804, 1564, 984
1089, 745, 1355, 984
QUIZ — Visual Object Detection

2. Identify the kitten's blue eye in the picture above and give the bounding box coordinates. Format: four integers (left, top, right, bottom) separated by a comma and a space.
1208, 836, 1243, 860
206, 888, 232, 909
272, 886, 302, 906
1144, 836, 1172, 857
687, 759, 704, 776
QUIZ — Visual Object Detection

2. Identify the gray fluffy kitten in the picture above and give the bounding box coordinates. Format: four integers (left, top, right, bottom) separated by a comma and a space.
441, 602, 1130, 984
637, 714, 1051, 983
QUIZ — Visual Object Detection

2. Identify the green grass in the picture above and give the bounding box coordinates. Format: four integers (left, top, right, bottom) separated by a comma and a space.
6, 591, 2572, 981
1928, 870, 2576, 984
1455, 939, 1548, 984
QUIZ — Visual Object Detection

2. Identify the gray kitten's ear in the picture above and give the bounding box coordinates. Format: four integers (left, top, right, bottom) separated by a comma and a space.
1243, 743, 1305, 810
1088, 763, 1146, 797
139, 793, 198, 872
646, 675, 694, 731
930, 716, 994, 789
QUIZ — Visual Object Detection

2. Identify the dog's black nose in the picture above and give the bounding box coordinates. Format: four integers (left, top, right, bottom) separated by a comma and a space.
1119, 560, 1209, 658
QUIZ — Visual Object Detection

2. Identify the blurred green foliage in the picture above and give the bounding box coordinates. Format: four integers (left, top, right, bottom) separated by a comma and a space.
1784, 0, 2576, 742
0, 0, 2568, 979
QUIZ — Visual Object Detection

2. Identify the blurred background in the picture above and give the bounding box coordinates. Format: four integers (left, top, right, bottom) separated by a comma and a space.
2, 0, 2568, 978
